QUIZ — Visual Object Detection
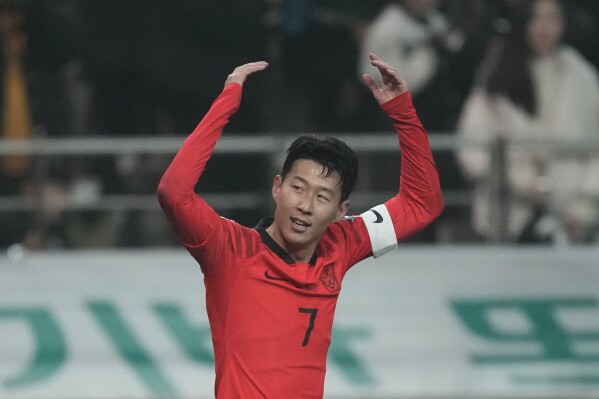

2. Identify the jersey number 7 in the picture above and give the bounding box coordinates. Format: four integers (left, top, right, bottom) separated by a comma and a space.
298, 308, 318, 346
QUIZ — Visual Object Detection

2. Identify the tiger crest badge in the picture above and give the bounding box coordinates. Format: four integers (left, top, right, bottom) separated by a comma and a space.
320, 264, 340, 292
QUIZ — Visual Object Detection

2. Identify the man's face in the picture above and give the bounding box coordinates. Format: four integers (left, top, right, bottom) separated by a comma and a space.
271, 159, 349, 254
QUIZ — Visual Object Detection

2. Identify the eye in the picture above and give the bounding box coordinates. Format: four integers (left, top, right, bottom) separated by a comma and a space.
292, 185, 303, 193
316, 194, 330, 202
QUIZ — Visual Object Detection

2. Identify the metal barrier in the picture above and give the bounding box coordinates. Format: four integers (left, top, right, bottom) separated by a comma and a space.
1, 134, 598, 247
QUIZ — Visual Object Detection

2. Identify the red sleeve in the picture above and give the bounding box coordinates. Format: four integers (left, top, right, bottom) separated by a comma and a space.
331, 92, 444, 270
157, 83, 242, 272
382, 91, 444, 240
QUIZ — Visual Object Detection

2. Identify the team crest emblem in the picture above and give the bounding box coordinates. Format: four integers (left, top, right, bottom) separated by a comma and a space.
320, 264, 340, 292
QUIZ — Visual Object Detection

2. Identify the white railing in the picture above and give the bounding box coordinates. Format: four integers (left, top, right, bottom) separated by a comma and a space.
0, 133, 469, 211
1, 134, 598, 246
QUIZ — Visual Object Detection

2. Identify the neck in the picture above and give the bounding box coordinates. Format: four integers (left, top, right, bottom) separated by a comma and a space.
533, 46, 559, 60
265, 224, 317, 263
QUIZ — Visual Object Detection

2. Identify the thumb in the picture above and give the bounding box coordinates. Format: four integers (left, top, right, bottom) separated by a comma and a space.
362, 74, 380, 96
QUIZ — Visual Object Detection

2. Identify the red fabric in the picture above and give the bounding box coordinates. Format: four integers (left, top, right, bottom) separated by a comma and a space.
380, 91, 445, 241
157, 83, 443, 398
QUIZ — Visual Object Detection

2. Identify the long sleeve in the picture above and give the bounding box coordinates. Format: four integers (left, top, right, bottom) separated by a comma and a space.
157, 83, 242, 246
455, 89, 494, 182
382, 91, 444, 240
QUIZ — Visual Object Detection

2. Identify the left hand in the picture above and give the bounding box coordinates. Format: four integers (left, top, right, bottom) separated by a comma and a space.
224, 61, 269, 88
362, 53, 408, 105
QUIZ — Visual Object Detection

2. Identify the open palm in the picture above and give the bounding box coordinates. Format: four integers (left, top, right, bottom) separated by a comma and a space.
362, 53, 408, 105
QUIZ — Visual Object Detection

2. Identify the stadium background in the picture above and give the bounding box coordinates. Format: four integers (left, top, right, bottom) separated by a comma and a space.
1, 1, 599, 398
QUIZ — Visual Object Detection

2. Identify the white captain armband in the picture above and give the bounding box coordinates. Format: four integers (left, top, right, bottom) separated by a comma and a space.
360, 204, 398, 258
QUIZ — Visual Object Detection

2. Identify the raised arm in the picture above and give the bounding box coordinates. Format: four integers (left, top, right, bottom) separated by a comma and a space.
157, 61, 268, 246
362, 53, 444, 243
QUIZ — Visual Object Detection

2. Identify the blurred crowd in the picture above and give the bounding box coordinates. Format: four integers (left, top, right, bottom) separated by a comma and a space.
1, 0, 598, 249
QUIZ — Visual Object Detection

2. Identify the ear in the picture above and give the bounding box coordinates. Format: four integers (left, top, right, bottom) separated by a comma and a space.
272, 175, 282, 203
336, 200, 350, 220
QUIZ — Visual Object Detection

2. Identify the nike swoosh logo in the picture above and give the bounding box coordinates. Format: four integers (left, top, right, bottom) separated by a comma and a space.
264, 270, 287, 281
370, 209, 383, 223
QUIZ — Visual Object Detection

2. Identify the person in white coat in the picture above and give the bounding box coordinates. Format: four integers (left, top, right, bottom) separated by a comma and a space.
457, 0, 599, 244
358, 0, 449, 95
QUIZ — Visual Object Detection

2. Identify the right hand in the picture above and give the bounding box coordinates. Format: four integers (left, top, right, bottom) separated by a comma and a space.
362, 53, 408, 105
225, 61, 268, 88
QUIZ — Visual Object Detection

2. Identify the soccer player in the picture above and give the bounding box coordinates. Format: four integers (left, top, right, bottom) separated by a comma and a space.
157, 53, 444, 398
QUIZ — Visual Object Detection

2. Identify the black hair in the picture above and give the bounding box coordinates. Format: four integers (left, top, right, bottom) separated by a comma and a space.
485, 0, 567, 116
281, 135, 358, 203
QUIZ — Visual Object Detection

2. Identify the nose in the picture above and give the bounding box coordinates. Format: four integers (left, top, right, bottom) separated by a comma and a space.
297, 194, 314, 214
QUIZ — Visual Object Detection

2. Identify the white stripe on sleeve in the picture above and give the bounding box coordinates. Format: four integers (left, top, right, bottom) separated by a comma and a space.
360, 204, 398, 258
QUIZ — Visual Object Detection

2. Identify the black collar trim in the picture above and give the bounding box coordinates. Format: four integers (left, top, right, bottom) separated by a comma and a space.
254, 217, 318, 265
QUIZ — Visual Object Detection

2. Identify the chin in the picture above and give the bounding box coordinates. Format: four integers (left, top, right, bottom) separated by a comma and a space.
283, 229, 313, 249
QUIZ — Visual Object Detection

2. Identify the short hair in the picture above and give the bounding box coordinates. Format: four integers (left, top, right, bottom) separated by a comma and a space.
281, 135, 358, 203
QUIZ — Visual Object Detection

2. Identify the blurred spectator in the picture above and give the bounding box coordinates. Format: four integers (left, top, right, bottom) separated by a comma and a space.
357, 0, 474, 242
358, 0, 467, 131
456, 0, 599, 244
0, 173, 28, 247
24, 178, 68, 248
79, 0, 267, 136
1, 0, 31, 177
274, 0, 386, 133
1, 0, 77, 248
78, 0, 270, 229
62, 157, 127, 248
0, 0, 77, 140
564, 0, 599, 70
0, 0, 75, 176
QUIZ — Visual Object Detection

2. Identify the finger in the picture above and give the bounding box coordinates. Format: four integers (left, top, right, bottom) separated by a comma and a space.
361, 73, 380, 94
235, 61, 268, 71
368, 52, 380, 61
225, 61, 269, 87
238, 61, 269, 74
368, 53, 396, 75
370, 58, 389, 66
372, 64, 396, 79
371, 60, 401, 80
370, 59, 393, 71
244, 61, 269, 69
369, 54, 389, 66
244, 64, 269, 76
239, 61, 269, 68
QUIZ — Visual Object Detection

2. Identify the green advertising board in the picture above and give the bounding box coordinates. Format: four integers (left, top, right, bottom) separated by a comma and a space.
1, 247, 598, 398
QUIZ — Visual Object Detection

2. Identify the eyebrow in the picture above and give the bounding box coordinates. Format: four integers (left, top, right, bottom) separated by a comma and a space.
291, 176, 336, 195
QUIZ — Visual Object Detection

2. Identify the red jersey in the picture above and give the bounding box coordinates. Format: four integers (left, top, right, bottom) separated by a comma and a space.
158, 83, 443, 398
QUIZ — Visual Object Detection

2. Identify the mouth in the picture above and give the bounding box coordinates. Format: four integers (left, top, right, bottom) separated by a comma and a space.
290, 217, 311, 230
